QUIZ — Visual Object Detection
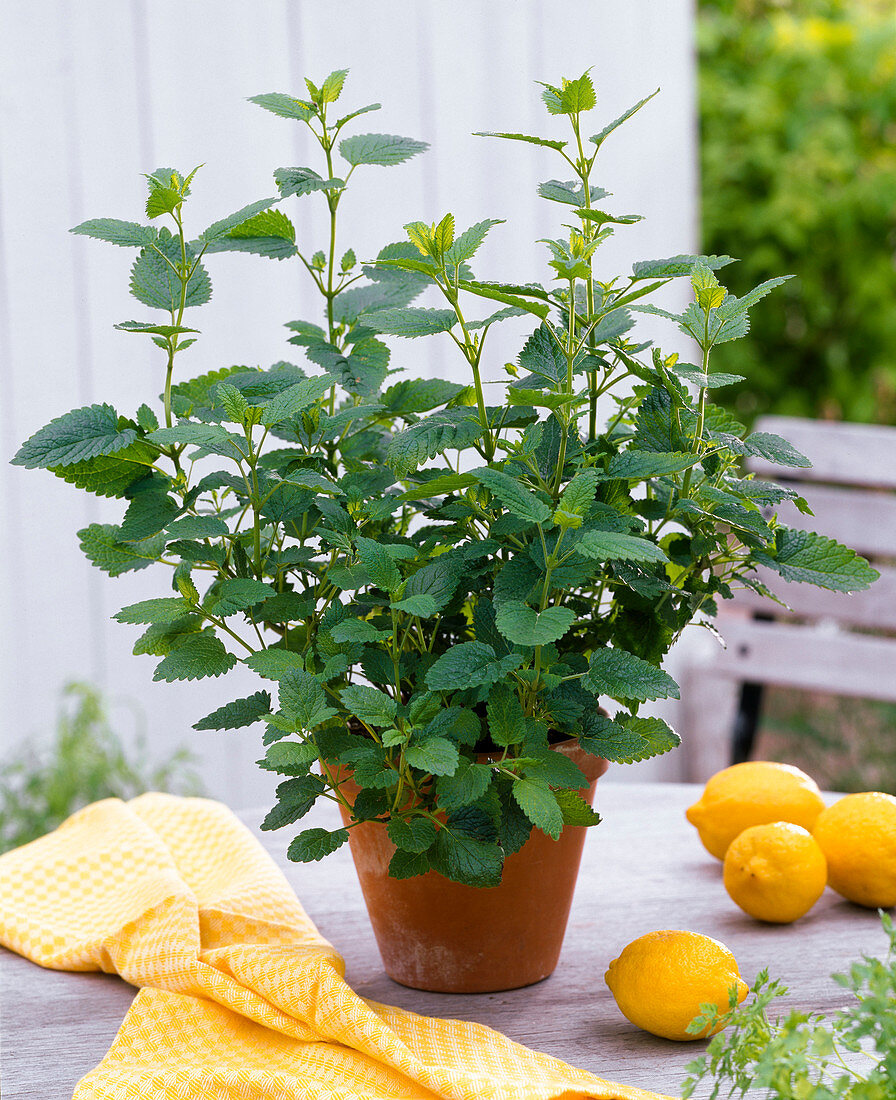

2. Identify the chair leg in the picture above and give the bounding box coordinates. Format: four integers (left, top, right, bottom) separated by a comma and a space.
731, 682, 764, 765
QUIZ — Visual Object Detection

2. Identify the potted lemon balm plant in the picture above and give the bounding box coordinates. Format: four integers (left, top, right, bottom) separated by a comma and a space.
13, 70, 877, 992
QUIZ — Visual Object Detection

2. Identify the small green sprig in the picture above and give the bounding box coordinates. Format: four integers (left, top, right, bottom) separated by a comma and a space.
683, 912, 896, 1099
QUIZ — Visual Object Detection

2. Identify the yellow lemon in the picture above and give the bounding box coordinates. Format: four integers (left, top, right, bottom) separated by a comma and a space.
812, 791, 896, 908
686, 761, 825, 860
604, 929, 748, 1041
723, 822, 827, 923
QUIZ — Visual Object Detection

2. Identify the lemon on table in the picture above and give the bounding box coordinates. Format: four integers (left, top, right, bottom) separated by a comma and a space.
723, 821, 827, 923
604, 930, 748, 1042
812, 791, 896, 908
686, 761, 826, 860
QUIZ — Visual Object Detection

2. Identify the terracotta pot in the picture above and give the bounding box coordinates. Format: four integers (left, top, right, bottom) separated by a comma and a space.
337, 739, 609, 993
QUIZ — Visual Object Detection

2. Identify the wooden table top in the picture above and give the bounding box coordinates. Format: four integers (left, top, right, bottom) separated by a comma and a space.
2, 781, 889, 1099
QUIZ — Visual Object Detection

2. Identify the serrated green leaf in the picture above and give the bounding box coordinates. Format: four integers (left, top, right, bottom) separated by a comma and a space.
114, 320, 201, 338
355, 536, 402, 593
512, 777, 564, 840
386, 816, 437, 853
425, 641, 522, 692
78, 524, 166, 576
320, 68, 349, 103
436, 761, 494, 811
114, 597, 192, 625
248, 92, 315, 121
443, 218, 503, 266
495, 601, 576, 647
554, 469, 601, 527
381, 378, 465, 416
403, 552, 465, 611
261, 775, 325, 831
130, 235, 211, 311
607, 450, 704, 479
209, 578, 277, 616
48, 444, 156, 499
537, 180, 610, 208
590, 88, 659, 147
553, 788, 601, 827
149, 423, 247, 460
631, 254, 736, 280
388, 848, 430, 879
330, 618, 390, 644
473, 130, 567, 152
338, 133, 428, 166
391, 594, 438, 618
340, 684, 398, 727
258, 741, 319, 775
576, 529, 668, 564
583, 648, 679, 702
431, 828, 503, 887
273, 166, 345, 199
118, 483, 178, 542
457, 280, 550, 321
364, 307, 456, 338
71, 218, 158, 248
406, 736, 459, 777
165, 515, 230, 539
244, 648, 305, 680
386, 409, 483, 476
472, 467, 551, 525
153, 630, 237, 682
279, 669, 336, 729
755, 528, 879, 593
539, 71, 596, 116
13, 404, 136, 469
193, 691, 272, 731
198, 197, 279, 241
743, 431, 811, 469
260, 375, 332, 426
486, 685, 526, 747
287, 827, 349, 861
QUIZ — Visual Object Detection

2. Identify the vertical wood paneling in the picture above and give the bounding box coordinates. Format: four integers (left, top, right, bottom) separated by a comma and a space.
1, 0, 698, 801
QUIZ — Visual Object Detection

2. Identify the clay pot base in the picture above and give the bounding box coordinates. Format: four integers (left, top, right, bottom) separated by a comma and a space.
340, 741, 609, 993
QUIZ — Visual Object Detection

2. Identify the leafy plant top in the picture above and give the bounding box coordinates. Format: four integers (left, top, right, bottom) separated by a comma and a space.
13, 69, 878, 886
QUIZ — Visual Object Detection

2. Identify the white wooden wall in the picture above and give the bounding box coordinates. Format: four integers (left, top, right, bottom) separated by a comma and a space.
0, 0, 698, 807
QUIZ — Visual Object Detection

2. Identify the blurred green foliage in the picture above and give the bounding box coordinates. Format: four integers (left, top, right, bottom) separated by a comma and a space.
699, 0, 896, 423
0, 682, 204, 852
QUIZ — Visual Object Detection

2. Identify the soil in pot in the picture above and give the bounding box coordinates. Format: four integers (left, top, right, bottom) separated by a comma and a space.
337, 740, 609, 993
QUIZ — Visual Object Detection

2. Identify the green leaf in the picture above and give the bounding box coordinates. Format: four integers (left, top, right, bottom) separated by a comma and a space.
114, 597, 193, 625
540, 71, 596, 115
338, 133, 428, 166
472, 467, 551, 525
456, 280, 550, 321
340, 684, 398, 728
583, 648, 680, 702
554, 469, 601, 527
386, 408, 482, 476
608, 451, 704, 479
13, 404, 137, 469
381, 378, 465, 416
287, 827, 349, 862
517, 323, 566, 385
473, 130, 567, 152
486, 686, 526, 747
48, 443, 156, 499
198, 197, 279, 241
443, 219, 503, 266
388, 849, 431, 879
553, 788, 601, 827
537, 180, 609, 208
743, 431, 811, 469
71, 218, 158, 248
248, 92, 315, 121
150, 423, 247, 461
431, 829, 503, 887
425, 642, 522, 692
387, 816, 437, 853
244, 648, 305, 680
582, 713, 681, 764
391, 594, 438, 618
403, 552, 465, 611
589, 88, 659, 147
130, 235, 211, 311
495, 601, 576, 647
755, 528, 879, 593
261, 775, 326, 831
274, 166, 344, 199
406, 737, 459, 777
320, 68, 349, 103
279, 669, 337, 729
631, 254, 736, 280
258, 741, 319, 775
114, 320, 201, 338
78, 524, 166, 576
209, 578, 277, 616
118, 481, 178, 542
576, 529, 668, 564
436, 761, 494, 811
260, 375, 332, 426
512, 777, 564, 840
330, 618, 390, 644
364, 307, 456, 338
355, 536, 402, 592
153, 630, 237, 682
165, 515, 229, 539
193, 691, 272, 731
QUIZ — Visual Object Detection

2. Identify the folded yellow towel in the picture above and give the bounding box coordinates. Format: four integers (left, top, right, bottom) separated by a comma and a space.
0, 793, 671, 1099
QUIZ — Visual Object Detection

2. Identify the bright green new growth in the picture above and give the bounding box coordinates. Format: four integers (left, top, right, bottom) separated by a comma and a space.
683, 912, 896, 1098
13, 69, 879, 886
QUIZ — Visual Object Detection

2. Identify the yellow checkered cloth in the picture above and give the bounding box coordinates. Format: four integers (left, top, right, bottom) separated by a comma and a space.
0, 793, 670, 1099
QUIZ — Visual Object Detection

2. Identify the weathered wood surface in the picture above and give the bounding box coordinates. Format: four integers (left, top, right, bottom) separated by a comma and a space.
1, 783, 888, 1099
750, 415, 896, 489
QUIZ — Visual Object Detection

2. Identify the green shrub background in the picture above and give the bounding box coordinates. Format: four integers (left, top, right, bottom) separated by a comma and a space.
698, 0, 896, 424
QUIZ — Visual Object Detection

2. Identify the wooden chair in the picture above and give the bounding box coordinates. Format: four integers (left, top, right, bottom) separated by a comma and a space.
680, 416, 896, 781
